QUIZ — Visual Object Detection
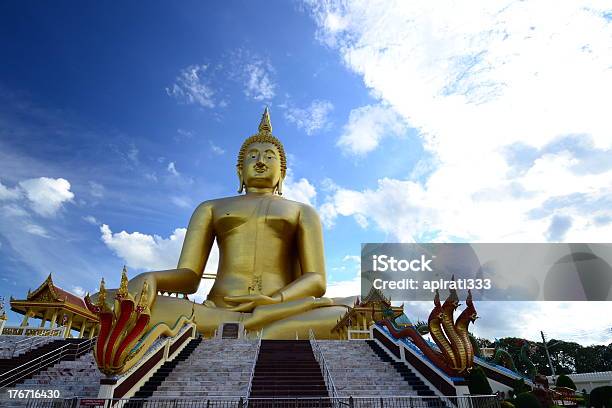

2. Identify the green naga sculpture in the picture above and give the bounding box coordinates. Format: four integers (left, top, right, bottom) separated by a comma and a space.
489, 339, 537, 380
519, 340, 538, 380
491, 340, 518, 373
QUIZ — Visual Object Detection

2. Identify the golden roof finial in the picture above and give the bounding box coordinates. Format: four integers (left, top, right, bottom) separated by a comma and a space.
97, 278, 107, 308
258, 106, 272, 134
137, 280, 150, 313
118, 266, 129, 298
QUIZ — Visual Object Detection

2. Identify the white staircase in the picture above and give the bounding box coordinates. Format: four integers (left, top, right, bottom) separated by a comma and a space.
317, 340, 417, 397
0, 335, 58, 359
0, 352, 101, 407
151, 339, 258, 398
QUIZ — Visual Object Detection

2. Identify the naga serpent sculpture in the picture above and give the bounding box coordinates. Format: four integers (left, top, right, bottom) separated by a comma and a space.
491, 341, 518, 373
429, 290, 460, 369
488, 339, 537, 380
455, 289, 478, 368
440, 288, 468, 370
380, 289, 477, 375
84, 269, 195, 375
519, 340, 538, 380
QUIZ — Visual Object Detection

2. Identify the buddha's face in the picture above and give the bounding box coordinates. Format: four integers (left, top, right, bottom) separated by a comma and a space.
241, 141, 283, 191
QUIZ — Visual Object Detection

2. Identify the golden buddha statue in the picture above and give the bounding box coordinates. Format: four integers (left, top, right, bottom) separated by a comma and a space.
91, 108, 353, 340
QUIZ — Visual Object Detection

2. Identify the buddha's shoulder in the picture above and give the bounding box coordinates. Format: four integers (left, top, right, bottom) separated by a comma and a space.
192, 195, 317, 214
276, 197, 321, 220
278, 196, 315, 211
192, 196, 239, 211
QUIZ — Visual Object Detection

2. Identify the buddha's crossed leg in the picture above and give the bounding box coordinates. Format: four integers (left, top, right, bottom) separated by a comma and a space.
148, 295, 356, 339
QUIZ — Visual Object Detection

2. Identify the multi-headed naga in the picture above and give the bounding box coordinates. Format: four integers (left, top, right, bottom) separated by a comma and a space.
381, 288, 478, 375
84, 268, 194, 376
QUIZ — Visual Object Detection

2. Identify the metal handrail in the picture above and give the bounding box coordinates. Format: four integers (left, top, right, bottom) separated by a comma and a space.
245, 329, 263, 398
10, 335, 59, 358
309, 329, 339, 398
0, 337, 96, 388
1, 336, 38, 358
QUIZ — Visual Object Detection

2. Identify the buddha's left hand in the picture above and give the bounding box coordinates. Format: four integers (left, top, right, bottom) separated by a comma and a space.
224, 294, 282, 312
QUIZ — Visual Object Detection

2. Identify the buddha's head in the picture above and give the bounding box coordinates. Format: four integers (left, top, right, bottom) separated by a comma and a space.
237, 108, 287, 194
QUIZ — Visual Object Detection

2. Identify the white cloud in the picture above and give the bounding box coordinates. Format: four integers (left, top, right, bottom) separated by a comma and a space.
0, 181, 21, 201
191, 243, 220, 303
24, 223, 50, 238
190, 278, 216, 304
167, 162, 180, 176
477, 302, 612, 346
89, 181, 105, 198
325, 275, 361, 299
227, 50, 276, 102
3, 204, 28, 218
337, 104, 409, 155
166, 64, 216, 108
99, 223, 221, 300
83, 215, 99, 225
342, 255, 360, 263
282, 171, 317, 207
100, 224, 187, 271
126, 144, 139, 165
72, 286, 85, 297
171, 196, 192, 209
324, 254, 362, 298
305, 1, 612, 243
243, 60, 276, 101
284, 100, 334, 135
209, 140, 225, 155
18, 177, 74, 217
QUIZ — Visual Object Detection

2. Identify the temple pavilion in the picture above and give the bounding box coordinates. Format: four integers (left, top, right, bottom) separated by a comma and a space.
8, 273, 98, 338
331, 287, 403, 340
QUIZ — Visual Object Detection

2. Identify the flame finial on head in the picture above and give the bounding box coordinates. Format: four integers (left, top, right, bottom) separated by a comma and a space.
258, 106, 272, 134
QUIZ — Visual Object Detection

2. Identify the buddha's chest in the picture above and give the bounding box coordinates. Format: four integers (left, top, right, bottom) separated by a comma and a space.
213, 198, 299, 237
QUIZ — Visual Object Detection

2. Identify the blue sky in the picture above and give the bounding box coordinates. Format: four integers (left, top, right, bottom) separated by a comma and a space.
1, 1, 611, 345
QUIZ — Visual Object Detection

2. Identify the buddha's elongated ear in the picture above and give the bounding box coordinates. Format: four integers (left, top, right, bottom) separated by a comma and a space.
237, 166, 245, 194
276, 170, 286, 195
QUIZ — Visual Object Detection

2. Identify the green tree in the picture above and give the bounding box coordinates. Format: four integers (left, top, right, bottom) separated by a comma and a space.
467, 366, 493, 395
479, 338, 612, 375
514, 392, 542, 408
590, 386, 612, 408
512, 379, 530, 396
556, 374, 576, 390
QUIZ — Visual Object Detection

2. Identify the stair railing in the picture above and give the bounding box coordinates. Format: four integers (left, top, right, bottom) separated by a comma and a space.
0, 337, 96, 388
9, 335, 59, 358
245, 329, 263, 399
309, 329, 339, 399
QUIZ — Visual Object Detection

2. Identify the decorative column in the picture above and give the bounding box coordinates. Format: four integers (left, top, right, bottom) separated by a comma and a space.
79, 320, 87, 338
39, 316, 47, 328
0, 312, 7, 334
49, 309, 58, 328
64, 314, 73, 338
21, 308, 32, 327
88, 324, 96, 339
